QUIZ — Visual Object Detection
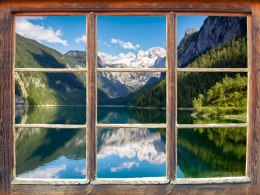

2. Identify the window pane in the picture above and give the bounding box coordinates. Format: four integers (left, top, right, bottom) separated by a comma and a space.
15, 16, 87, 68
15, 72, 86, 124
177, 16, 247, 68
177, 72, 247, 124
177, 127, 246, 178
97, 72, 166, 123
97, 16, 166, 69
97, 128, 166, 178
16, 128, 86, 179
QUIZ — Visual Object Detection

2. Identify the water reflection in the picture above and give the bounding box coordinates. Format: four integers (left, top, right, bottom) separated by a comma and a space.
98, 106, 166, 124
177, 110, 245, 124
15, 105, 86, 124
97, 128, 166, 178
177, 128, 246, 178
15, 106, 247, 179
16, 128, 86, 179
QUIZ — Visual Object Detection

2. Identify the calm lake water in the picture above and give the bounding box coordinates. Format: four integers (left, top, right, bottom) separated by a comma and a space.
15, 105, 246, 179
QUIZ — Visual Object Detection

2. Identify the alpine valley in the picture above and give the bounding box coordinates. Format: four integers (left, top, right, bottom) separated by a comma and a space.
15, 15, 249, 179
15, 16, 247, 122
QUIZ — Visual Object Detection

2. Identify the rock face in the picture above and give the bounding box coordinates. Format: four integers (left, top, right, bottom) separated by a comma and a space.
178, 16, 247, 67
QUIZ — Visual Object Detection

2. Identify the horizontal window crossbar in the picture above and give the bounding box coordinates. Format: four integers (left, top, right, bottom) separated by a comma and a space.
14, 68, 87, 72
96, 123, 167, 128
177, 123, 248, 128
176, 68, 248, 72
96, 68, 167, 72
14, 124, 87, 129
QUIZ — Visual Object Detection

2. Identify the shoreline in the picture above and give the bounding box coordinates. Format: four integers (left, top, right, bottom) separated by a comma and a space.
15, 104, 195, 110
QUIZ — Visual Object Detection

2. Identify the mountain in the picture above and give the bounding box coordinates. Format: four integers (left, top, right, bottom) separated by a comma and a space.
97, 47, 166, 98
15, 34, 86, 105
127, 16, 247, 108
178, 16, 247, 67
65, 48, 166, 99
98, 47, 165, 68
63, 50, 86, 68
129, 37, 247, 108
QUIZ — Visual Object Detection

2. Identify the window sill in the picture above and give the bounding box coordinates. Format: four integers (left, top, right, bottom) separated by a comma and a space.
91, 177, 169, 185
11, 177, 250, 185
172, 177, 250, 185
11, 178, 90, 185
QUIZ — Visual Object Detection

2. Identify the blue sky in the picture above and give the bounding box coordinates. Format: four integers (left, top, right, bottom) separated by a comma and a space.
177, 15, 207, 44
16, 15, 206, 55
97, 16, 166, 56
15, 16, 86, 54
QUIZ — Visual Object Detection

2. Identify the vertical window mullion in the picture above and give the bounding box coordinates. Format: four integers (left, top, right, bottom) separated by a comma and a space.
87, 12, 97, 180
166, 12, 177, 180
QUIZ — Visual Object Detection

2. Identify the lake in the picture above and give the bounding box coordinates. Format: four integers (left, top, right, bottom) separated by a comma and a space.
15, 105, 246, 179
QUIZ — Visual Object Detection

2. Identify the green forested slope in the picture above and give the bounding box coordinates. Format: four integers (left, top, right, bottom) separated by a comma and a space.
127, 37, 247, 108
192, 74, 247, 121
15, 34, 86, 105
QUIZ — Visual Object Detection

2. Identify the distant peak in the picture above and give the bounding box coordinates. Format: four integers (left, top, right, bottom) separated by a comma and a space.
65, 50, 84, 56
185, 28, 199, 36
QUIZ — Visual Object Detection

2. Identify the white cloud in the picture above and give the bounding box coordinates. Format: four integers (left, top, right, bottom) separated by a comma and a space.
111, 38, 140, 50
74, 167, 86, 176
15, 17, 69, 46
75, 35, 86, 44
18, 164, 66, 178
110, 161, 139, 172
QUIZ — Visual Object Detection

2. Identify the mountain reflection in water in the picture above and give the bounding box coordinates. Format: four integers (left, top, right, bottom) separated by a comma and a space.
15, 106, 246, 178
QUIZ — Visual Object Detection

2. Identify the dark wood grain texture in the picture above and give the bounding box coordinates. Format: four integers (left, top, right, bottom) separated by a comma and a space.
87, 12, 97, 181
250, 3, 260, 187
11, 183, 253, 195
0, 7, 13, 193
9, 0, 252, 13
166, 12, 176, 180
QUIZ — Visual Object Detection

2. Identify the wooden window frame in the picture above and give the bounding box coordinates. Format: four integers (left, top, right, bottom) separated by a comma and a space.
1, 1, 260, 194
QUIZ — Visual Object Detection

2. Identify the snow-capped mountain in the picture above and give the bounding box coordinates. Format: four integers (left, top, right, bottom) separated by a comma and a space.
98, 47, 166, 69
63, 47, 166, 98
97, 47, 166, 98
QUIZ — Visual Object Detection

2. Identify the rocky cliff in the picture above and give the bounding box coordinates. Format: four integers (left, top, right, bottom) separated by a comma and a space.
178, 16, 247, 67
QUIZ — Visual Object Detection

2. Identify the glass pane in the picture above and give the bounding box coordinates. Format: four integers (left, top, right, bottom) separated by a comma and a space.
16, 128, 86, 179
177, 127, 247, 178
177, 72, 247, 124
97, 72, 166, 123
15, 16, 86, 68
97, 16, 166, 69
15, 72, 86, 124
97, 128, 166, 178
177, 16, 247, 68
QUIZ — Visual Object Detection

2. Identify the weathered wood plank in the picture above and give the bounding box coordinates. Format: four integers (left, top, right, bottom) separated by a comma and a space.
96, 68, 167, 72
96, 124, 167, 128
166, 12, 176, 180
11, 183, 252, 195
250, 3, 260, 186
11, 178, 90, 185
10, 1, 252, 13
177, 123, 248, 129
176, 68, 248, 72
14, 68, 87, 72
0, 8, 13, 193
87, 12, 96, 181
14, 124, 87, 129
